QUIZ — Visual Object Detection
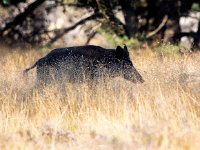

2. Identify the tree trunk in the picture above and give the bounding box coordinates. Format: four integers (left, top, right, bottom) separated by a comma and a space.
155, 0, 180, 43
120, 0, 137, 38
193, 21, 200, 49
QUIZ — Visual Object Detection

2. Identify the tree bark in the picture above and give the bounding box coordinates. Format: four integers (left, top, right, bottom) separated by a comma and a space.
193, 21, 200, 49
120, 0, 137, 38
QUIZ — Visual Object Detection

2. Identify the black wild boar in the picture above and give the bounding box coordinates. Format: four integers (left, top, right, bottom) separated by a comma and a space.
24, 45, 144, 85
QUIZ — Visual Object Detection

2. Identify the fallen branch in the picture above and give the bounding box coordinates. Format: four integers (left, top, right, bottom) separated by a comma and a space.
146, 15, 168, 39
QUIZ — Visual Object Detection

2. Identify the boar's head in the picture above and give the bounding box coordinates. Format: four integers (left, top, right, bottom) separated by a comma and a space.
115, 45, 144, 83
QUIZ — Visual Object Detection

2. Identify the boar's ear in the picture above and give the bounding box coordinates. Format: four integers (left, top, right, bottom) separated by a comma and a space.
116, 46, 125, 59
123, 45, 130, 57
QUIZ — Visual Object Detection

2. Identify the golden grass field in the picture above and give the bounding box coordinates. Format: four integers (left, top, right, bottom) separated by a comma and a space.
0, 45, 199, 150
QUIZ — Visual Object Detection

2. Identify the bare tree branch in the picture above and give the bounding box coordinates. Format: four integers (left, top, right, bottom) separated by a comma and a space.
85, 31, 97, 45
0, 0, 45, 35
45, 12, 102, 47
146, 15, 168, 39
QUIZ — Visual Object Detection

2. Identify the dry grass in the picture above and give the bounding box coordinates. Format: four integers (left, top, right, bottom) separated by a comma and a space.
0, 46, 200, 150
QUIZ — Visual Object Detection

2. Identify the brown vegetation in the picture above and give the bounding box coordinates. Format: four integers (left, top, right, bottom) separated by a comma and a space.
0, 45, 199, 149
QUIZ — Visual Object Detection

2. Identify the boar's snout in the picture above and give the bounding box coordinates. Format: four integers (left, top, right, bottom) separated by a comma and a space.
123, 65, 144, 83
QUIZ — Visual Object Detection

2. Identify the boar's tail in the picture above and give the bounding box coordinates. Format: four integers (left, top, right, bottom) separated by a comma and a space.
23, 62, 37, 76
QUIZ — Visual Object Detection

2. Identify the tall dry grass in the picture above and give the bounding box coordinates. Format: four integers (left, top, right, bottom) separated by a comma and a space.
0, 46, 199, 150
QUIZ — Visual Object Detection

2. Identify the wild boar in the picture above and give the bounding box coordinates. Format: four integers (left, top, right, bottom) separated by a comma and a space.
24, 45, 144, 85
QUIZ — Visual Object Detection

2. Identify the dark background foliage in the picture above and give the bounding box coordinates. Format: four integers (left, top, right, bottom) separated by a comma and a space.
0, 0, 199, 50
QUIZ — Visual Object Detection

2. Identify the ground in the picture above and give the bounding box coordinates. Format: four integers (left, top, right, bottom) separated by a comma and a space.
0, 45, 199, 150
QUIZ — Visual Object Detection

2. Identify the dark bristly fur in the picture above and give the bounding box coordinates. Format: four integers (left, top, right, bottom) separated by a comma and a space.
24, 45, 144, 86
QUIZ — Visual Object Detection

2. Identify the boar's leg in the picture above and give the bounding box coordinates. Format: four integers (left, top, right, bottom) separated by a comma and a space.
36, 64, 50, 86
